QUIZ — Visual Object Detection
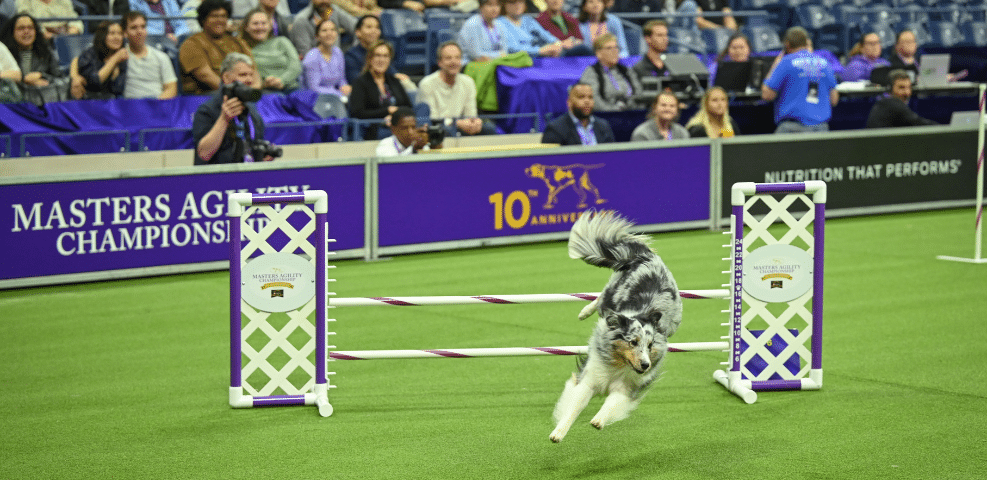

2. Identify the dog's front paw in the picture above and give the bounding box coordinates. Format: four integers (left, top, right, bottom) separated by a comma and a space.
590, 418, 604, 430
550, 433, 563, 443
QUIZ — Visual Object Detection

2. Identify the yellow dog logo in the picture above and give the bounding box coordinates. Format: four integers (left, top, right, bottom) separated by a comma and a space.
525, 163, 608, 210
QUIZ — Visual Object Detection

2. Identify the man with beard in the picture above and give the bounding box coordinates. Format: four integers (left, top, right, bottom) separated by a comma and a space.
865, 69, 937, 129
541, 82, 615, 146
289, 0, 356, 55
179, 0, 253, 94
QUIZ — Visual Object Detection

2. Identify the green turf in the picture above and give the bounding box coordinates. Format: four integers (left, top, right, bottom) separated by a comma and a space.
2, 209, 985, 479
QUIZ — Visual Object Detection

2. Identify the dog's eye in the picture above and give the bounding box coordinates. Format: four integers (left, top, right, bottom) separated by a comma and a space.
630, 339, 638, 347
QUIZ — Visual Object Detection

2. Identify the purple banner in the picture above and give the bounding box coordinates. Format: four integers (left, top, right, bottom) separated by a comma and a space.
378, 146, 710, 247
2, 165, 364, 284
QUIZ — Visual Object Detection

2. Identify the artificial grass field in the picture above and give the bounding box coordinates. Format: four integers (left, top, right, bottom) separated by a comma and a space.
2, 208, 985, 479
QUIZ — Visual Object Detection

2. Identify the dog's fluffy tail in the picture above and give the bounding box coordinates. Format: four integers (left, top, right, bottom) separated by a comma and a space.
568, 211, 651, 270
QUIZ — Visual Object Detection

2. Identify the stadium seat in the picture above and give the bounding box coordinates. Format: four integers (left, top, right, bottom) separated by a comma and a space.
796, 4, 837, 29
831, 5, 864, 29
701, 27, 733, 55
927, 21, 969, 47
897, 22, 933, 46
963, 21, 987, 46
380, 10, 428, 74
424, 29, 456, 75
745, 25, 783, 53
898, 4, 931, 25
621, 19, 642, 56
862, 5, 900, 27
668, 27, 707, 55
54, 34, 93, 69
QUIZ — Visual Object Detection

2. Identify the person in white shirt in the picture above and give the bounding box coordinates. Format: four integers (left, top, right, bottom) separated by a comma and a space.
122, 11, 178, 99
417, 41, 496, 137
376, 106, 429, 157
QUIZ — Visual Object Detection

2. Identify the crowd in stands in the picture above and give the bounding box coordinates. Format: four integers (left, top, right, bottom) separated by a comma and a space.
0, 0, 982, 157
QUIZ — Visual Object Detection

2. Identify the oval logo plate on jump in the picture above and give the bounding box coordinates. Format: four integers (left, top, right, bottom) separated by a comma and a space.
742, 244, 813, 303
241, 252, 316, 313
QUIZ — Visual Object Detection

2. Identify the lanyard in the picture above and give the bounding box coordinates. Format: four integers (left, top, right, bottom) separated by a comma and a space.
484, 22, 501, 50
233, 113, 256, 162
604, 67, 625, 95
593, 21, 606, 40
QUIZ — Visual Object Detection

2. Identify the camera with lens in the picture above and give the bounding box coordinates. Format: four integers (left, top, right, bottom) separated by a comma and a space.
251, 139, 283, 161
425, 124, 445, 149
222, 81, 263, 103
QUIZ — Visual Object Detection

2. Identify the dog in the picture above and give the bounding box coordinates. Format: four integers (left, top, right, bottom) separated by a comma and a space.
549, 211, 683, 443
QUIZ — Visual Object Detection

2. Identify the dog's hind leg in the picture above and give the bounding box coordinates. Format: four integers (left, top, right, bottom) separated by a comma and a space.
578, 297, 599, 320
550, 375, 594, 443
590, 391, 637, 430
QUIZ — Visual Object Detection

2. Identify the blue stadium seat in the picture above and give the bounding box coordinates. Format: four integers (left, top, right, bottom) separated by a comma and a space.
831, 5, 865, 29
667, 27, 707, 54
425, 29, 456, 75
621, 19, 642, 56
745, 25, 783, 53
897, 21, 933, 46
796, 4, 837, 29
963, 21, 987, 46
380, 10, 428, 74
927, 21, 970, 47
701, 27, 733, 55
898, 4, 931, 25
862, 5, 900, 26
54, 34, 93, 69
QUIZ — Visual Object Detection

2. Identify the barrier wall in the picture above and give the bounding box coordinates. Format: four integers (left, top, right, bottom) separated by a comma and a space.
1, 125, 981, 288
718, 126, 981, 221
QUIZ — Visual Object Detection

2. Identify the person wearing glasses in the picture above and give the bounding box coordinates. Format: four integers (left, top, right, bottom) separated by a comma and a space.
841, 31, 890, 82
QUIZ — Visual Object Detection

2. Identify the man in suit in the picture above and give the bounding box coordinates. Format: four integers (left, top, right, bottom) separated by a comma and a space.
541, 82, 616, 146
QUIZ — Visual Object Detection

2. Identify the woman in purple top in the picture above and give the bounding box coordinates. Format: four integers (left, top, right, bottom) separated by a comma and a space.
302, 19, 351, 98
841, 32, 890, 82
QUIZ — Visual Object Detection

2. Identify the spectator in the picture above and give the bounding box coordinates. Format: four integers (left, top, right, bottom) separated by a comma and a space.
631, 90, 688, 141
418, 41, 496, 137
685, 86, 738, 137
376, 105, 429, 156
345, 14, 399, 84
120, 11, 178, 99
241, 7, 301, 92
0, 13, 65, 103
578, 0, 627, 58
459, 0, 509, 63
694, 0, 735, 30
761, 26, 838, 133
129, 0, 190, 43
841, 32, 890, 82
865, 69, 937, 129
578, 33, 641, 111
0, 39, 19, 81
707, 32, 749, 86
498, 0, 581, 57
179, 0, 254, 94
632, 19, 669, 79
348, 40, 413, 140
889, 29, 918, 69
74, 20, 128, 99
233, 0, 291, 37
290, 0, 356, 57
535, 0, 582, 46
193, 53, 272, 164
541, 82, 615, 145
661, 0, 698, 30
302, 18, 350, 98
15, 0, 82, 39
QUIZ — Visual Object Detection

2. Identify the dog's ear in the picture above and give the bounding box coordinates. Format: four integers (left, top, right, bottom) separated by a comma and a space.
605, 312, 631, 330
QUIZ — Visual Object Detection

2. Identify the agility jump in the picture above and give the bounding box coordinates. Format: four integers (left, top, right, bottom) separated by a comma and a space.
227, 182, 825, 416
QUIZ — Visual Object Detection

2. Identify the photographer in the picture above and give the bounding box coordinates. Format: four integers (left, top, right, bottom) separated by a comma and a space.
375, 106, 443, 157
193, 53, 280, 165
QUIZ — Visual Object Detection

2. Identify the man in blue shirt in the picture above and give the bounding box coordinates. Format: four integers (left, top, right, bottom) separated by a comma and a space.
761, 27, 839, 134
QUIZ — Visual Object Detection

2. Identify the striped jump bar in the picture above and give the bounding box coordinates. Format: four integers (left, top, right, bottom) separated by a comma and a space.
329, 290, 730, 307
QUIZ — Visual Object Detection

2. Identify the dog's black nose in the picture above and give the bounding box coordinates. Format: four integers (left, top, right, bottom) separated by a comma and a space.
639, 361, 650, 371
